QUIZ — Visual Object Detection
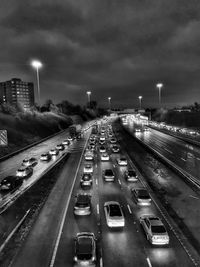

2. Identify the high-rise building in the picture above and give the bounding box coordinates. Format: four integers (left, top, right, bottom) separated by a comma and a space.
0, 78, 34, 110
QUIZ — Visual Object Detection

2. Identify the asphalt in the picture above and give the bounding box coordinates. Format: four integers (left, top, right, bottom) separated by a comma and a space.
7, 119, 196, 267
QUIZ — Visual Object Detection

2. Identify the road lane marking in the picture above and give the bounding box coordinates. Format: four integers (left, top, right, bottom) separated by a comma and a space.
127, 204, 132, 214
146, 257, 152, 267
97, 204, 100, 214
96, 179, 98, 186
118, 179, 121, 185
49, 133, 90, 267
189, 195, 199, 200
100, 257, 103, 267
181, 158, 186, 161
164, 148, 172, 154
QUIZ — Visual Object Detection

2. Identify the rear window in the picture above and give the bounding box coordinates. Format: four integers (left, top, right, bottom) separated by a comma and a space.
109, 205, 122, 217
151, 225, 166, 234
105, 170, 113, 176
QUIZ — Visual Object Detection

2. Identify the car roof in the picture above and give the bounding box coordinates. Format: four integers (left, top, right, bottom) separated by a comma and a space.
77, 194, 91, 202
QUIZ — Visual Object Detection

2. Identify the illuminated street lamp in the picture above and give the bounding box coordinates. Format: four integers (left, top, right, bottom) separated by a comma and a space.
138, 96, 143, 109
108, 97, 111, 110
87, 91, 91, 107
31, 60, 42, 107
156, 83, 163, 106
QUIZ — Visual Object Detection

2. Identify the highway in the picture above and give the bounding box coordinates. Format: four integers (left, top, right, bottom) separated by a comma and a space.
126, 121, 200, 182
4, 119, 196, 267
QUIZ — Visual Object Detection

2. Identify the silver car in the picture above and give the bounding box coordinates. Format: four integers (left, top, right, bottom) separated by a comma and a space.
104, 201, 125, 228
74, 194, 91, 216
140, 215, 169, 245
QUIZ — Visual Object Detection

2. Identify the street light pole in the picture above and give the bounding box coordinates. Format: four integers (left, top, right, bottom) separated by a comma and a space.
108, 97, 111, 110
138, 96, 142, 109
31, 60, 42, 108
87, 91, 91, 107
156, 83, 163, 107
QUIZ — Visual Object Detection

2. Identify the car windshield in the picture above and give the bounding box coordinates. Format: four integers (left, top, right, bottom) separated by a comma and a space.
128, 170, 136, 176
109, 205, 122, 217
137, 190, 149, 198
151, 225, 166, 234
83, 175, 91, 181
77, 237, 92, 258
77, 195, 90, 206
105, 170, 113, 176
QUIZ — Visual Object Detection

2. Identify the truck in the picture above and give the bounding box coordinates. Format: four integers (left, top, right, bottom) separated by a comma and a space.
69, 124, 82, 138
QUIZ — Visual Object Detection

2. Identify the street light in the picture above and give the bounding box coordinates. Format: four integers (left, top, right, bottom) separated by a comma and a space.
138, 96, 143, 109
31, 60, 42, 108
108, 97, 111, 110
86, 91, 91, 107
156, 83, 163, 106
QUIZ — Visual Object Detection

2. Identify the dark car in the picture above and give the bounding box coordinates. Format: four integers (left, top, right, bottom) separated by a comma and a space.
74, 194, 91, 215
74, 232, 97, 265
0, 176, 23, 192
124, 169, 138, 182
103, 169, 115, 182
80, 173, 93, 188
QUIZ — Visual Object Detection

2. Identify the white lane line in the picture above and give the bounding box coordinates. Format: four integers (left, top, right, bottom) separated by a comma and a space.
189, 195, 199, 200
181, 158, 186, 161
146, 257, 152, 267
49, 134, 89, 267
96, 179, 98, 186
118, 179, 121, 185
127, 204, 132, 214
100, 257, 103, 267
97, 204, 100, 215
164, 148, 173, 154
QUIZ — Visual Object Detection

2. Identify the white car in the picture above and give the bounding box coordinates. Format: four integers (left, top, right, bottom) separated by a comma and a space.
117, 157, 128, 166
16, 166, 33, 178
84, 152, 94, 161
40, 153, 52, 161
62, 139, 70, 146
22, 157, 38, 167
83, 164, 93, 174
140, 215, 169, 245
101, 153, 109, 161
110, 137, 117, 144
99, 136, 106, 141
104, 201, 125, 228
49, 148, 59, 156
99, 146, 106, 153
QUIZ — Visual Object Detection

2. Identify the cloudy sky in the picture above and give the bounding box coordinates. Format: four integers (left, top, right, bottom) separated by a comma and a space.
0, 0, 200, 108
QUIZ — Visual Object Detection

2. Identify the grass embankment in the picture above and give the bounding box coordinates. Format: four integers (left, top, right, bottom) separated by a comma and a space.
0, 111, 73, 157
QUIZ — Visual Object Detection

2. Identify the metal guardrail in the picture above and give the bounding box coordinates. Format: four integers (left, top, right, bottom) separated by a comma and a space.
123, 125, 200, 190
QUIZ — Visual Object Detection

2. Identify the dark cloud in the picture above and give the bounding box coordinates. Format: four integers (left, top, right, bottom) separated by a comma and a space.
0, 0, 200, 107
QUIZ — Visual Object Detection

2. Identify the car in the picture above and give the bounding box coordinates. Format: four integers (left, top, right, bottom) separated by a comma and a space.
56, 144, 65, 151
101, 153, 110, 161
104, 201, 125, 228
49, 148, 59, 156
99, 139, 105, 145
80, 173, 93, 188
131, 188, 151, 206
99, 146, 106, 153
68, 136, 73, 141
74, 232, 97, 265
99, 136, 106, 141
62, 139, 70, 146
84, 151, 94, 161
0, 176, 23, 192
16, 166, 33, 178
22, 157, 38, 167
117, 156, 128, 166
140, 215, 169, 245
135, 128, 141, 133
143, 127, 150, 132
112, 145, 120, 153
83, 164, 93, 174
74, 194, 91, 215
110, 137, 117, 144
40, 152, 52, 162
124, 169, 138, 182
103, 169, 115, 182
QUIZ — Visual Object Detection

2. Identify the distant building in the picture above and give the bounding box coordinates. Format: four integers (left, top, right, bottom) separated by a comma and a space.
0, 78, 34, 110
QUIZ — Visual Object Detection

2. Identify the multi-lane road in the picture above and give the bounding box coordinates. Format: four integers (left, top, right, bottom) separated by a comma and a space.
0, 118, 197, 266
